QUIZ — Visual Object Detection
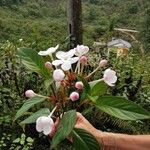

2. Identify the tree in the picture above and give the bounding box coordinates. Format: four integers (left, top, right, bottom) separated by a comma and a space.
68, 0, 83, 49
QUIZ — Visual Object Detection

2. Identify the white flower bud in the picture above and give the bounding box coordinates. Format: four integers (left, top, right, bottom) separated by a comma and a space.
45, 62, 52, 69
25, 90, 36, 98
53, 69, 65, 82
99, 59, 108, 67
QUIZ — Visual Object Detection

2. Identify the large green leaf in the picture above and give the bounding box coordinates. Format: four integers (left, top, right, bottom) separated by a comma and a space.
94, 96, 150, 120
91, 80, 107, 96
20, 108, 50, 124
18, 47, 50, 78
14, 96, 46, 121
51, 110, 76, 148
72, 128, 101, 150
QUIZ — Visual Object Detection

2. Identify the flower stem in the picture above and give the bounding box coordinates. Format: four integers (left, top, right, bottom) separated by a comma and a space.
85, 66, 101, 79
49, 106, 57, 118
78, 62, 80, 74
75, 61, 79, 73
37, 94, 50, 99
80, 64, 84, 75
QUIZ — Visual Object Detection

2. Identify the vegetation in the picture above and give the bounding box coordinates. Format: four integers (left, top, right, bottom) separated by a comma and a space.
0, 0, 150, 150
0, 0, 150, 50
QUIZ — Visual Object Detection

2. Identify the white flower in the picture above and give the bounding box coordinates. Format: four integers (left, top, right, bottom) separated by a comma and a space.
38, 45, 59, 56
53, 69, 65, 81
74, 45, 89, 57
36, 116, 54, 135
52, 49, 79, 71
103, 68, 117, 86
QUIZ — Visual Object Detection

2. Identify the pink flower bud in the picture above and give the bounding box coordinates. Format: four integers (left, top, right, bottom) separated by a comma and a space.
80, 56, 88, 64
53, 69, 65, 82
75, 81, 83, 90
25, 90, 36, 98
70, 92, 79, 101
99, 59, 108, 67
45, 62, 52, 69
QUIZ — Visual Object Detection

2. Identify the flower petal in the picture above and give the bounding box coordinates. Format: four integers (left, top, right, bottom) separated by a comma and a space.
52, 60, 63, 66
36, 116, 54, 135
61, 61, 71, 71
36, 117, 43, 132
43, 117, 54, 135
47, 45, 59, 54
56, 51, 66, 59
55, 44, 59, 50
75, 45, 89, 57
69, 57, 79, 64
53, 69, 65, 81
104, 80, 115, 87
66, 49, 75, 58
38, 50, 49, 56
103, 68, 117, 86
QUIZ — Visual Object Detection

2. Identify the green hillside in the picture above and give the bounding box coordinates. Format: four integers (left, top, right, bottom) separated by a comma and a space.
0, 0, 150, 50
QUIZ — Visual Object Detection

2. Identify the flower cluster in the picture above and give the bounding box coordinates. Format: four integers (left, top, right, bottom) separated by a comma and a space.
25, 44, 117, 135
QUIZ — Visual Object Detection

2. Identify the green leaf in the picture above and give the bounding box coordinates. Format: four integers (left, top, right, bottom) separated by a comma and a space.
51, 110, 76, 148
44, 79, 53, 90
72, 128, 101, 150
26, 137, 34, 143
13, 138, 20, 143
91, 80, 107, 96
18, 47, 50, 78
89, 79, 100, 88
20, 108, 50, 124
14, 96, 46, 121
94, 96, 150, 120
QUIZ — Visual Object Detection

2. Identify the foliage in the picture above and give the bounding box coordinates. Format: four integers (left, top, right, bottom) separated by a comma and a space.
13, 44, 150, 149
0, 1, 150, 149
0, 0, 150, 48
139, 8, 150, 52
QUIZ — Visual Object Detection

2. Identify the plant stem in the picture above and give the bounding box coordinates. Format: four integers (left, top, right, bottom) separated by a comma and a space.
85, 66, 100, 79
49, 106, 57, 117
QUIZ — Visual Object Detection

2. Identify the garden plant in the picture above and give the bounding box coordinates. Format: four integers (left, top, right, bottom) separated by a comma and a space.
14, 44, 150, 149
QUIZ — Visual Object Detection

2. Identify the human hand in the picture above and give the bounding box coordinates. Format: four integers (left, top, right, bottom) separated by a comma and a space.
50, 112, 102, 139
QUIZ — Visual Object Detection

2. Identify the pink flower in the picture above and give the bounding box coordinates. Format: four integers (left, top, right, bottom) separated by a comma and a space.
70, 92, 79, 101
75, 81, 84, 90
103, 68, 117, 86
45, 62, 52, 69
80, 56, 88, 64
53, 69, 65, 82
25, 90, 36, 98
36, 116, 54, 135
99, 59, 108, 67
